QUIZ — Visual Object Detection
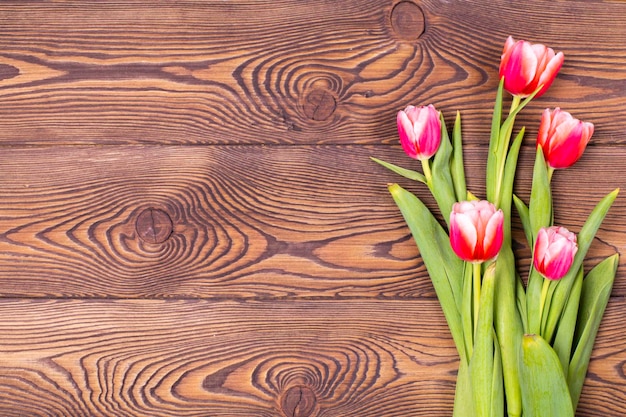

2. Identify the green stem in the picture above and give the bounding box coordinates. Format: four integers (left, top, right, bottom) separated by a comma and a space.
548, 166, 555, 183
421, 158, 433, 184
494, 96, 522, 208
510, 95, 522, 115
538, 278, 550, 337
473, 262, 482, 338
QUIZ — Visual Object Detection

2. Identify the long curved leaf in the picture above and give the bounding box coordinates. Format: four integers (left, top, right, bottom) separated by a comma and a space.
470, 263, 498, 417
388, 183, 465, 361
370, 157, 426, 183
486, 78, 504, 203
430, 112, 458, 227
543, 188, 619, 342
568, 253, 619, 409
451, 110, 467, 202
528, 147, 552, 241
520, 334, 574, 417
494, 244, 523, 417
552, 267, 583, 375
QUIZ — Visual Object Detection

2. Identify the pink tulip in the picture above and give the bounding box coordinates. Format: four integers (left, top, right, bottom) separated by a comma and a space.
499, 36, 564, 98
397, 104, 441, 160
533, 226, 578, 280
537, 108, 594, 169
449, 200, 504, 263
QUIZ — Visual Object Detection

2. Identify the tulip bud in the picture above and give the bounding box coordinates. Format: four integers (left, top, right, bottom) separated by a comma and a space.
397, 104, 441, 161
449, 200, 504, 263
533, 226, 578, 280
537, 107, 594, 169
499, 36, 564, 98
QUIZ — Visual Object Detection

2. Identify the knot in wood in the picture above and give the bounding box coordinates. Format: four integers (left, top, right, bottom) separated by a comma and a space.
390, 1, 425, 40
302, 88, 336, 121
0, 64, 19, 82
280, 386, 317, 417
136, 208, 173, 244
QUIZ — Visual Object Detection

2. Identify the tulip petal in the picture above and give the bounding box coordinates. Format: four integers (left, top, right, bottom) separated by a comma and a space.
397, 111, 418, 159
537, 107, 593, 169
502, 36, 515, 55
403, 105, 419, 122
537, 108, 552, 149
504, 41, 538, 95
533, 226, 578, 280
544, 251, 574, 280
449, 201, 503, 263
396, 105, 442, 161
536, 51, 564, 96
450, 213, 478, 261
548, 121, 588, 168
483, 210, 504, 260
499, 37, 563, 98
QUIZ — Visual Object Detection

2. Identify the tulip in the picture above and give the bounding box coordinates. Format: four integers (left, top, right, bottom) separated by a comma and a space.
537, 107, 594, 169
499, 36, 564, 98
449, 200, 504, 263
397, 104, 441, 161
533, 226, 578, 280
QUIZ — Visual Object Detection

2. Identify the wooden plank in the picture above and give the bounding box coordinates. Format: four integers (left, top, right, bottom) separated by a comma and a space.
0, 299, 457, 416
0, 145, 623, 298
0, 0, 625, 145
0, 298, 623, 416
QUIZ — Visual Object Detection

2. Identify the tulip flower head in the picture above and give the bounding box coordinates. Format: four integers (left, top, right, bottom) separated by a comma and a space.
533, 226, 578, 280
397, 104, 441, 161
449, 200, 504, 263
499, 36, 564, 98
537, 107, 594, 169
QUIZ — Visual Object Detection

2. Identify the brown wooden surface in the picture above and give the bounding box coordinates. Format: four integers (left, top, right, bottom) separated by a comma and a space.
0, 1, 625, 416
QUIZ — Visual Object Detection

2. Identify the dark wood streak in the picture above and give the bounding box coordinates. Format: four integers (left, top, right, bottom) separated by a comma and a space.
0, 1, 625, 416
0, 145, 623, 298
0, 299, 622, 416
0, 1, 626, 144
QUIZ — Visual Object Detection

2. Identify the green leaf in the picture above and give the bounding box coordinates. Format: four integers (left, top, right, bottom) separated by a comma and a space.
489, 87, 538, 208
453, 358, 476, 417
528, 147, 552, 241
470, 263, 497, 417
451, 110, 467, 203
526, 268, 545, 336
520, 334, 575, 417
388, 183, 465, 361
552, 267, 583, 376
462, 261, 474, 361
543, 188, 619, 342
497, 89, 538, 155
540, 279, 559, 337
568, 253, 619, 410
491, 330, 505, 417
499, 127, 525, 232
517, 272, 528, 334
494, 244, 523, 417
430, 112, 458, 226
486, 78, 505, 204
513, 194, 533, 248
370, 157, 426, 184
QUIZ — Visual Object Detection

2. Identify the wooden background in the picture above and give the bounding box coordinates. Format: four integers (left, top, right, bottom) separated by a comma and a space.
0, 1, 625, 416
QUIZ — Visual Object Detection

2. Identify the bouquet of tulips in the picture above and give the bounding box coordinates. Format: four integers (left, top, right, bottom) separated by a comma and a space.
372, 36, 619, 417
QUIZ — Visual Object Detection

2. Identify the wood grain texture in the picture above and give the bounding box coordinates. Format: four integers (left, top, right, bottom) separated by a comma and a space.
0, 299, 457, 416
0, 0, 625, 145
1, 0, 625, 415
0, 145, 624, 298
0, 298, 623, 417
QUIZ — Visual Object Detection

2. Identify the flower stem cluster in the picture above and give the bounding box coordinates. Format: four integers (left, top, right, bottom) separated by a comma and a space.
373, 36, 619, 417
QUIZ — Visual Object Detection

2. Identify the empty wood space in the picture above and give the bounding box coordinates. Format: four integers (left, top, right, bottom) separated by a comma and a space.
0, 1, 625, 416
